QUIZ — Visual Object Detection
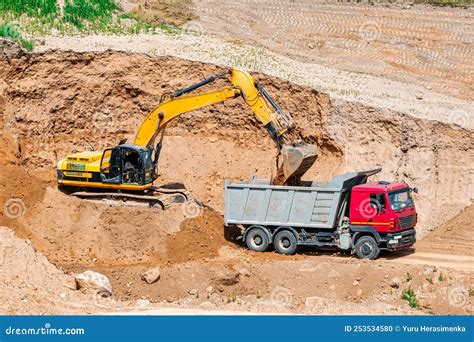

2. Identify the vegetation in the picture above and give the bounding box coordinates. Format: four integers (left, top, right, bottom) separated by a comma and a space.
0, 23, 33, 50
414, 0, 473, 6
401, 288, 419, 308
0, 0, 58, 17
0, 0, 170, 50
63, 0, 118, 29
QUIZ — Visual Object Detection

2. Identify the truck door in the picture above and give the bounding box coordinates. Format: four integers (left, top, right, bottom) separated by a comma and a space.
100, 148, 121, 184
352, 191, 390, 229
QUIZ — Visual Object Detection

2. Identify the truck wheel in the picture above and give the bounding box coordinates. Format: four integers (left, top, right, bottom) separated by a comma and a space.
274, 230, 298, 255
245, 227, 269, 252
354, 236, 380, 260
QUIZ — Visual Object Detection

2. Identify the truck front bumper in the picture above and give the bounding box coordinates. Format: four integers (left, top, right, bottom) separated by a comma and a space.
384, 228, 416, 250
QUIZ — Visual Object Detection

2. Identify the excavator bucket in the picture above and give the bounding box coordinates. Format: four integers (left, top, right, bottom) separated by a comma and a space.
274, 143, 318, 185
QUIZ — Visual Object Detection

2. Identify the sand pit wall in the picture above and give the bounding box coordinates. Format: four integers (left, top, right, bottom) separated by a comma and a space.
0, 50, 472, 240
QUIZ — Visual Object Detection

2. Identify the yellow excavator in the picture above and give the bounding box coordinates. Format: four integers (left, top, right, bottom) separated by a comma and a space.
56, 69, 317, 206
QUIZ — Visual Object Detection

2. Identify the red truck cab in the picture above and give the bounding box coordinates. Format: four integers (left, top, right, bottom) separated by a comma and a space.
348, 181, 417, 258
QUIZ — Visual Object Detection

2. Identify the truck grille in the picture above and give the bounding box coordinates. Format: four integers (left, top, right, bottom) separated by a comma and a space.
398, 215, 415, 229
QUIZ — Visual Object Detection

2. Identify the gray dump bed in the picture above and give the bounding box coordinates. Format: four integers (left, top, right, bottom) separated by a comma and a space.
224, 169, 381, 230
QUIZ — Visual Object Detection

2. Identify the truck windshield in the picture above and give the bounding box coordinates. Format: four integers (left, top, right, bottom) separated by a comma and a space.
388, 188, 414, 210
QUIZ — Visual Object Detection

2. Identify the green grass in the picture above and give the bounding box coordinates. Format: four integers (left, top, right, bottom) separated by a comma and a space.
401, 288, 419, 308
414, 0, 473, 6
0, 23, 33, 50
0, 0, 58, 17
63, 0, 118, 29
0, 0, 167, 48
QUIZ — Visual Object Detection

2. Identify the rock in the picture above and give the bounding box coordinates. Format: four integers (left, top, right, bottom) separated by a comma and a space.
308, 43, 315, 49
141, 267, 160, 284
356, 289, 363, 297
389, 277, 401, 289
188, 289, 198, 296
62, 276, 78, 290
353, 280, 359, 286
415, 93, 423, 100
75, 270, 112, 297
0, 39, 26, 59
206, 286, 214, 294
355, 276, 362, 281
219, 273, 240, 286
238, 268, 251, 277
136, 299, 150, 308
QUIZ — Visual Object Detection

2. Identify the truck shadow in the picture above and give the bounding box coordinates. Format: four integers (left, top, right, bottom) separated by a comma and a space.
298, 247, 417, 260
378, 248, 416, 260
223, 225, 245, 245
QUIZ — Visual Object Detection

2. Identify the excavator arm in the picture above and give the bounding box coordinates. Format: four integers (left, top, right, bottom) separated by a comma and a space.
133, 69, 317, 184
135, 69, 292, 148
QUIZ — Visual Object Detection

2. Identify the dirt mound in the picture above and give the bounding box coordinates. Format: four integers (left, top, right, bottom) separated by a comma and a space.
165, 209, 231, 264
22, 188, 186, 268
416, 204, 474, 256
0, 226, 90, 314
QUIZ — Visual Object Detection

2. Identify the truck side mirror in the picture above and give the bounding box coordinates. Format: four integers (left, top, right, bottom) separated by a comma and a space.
412, 187, 418, 194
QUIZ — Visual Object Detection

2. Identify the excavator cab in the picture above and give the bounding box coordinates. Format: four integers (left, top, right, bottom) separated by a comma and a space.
99, 145, 154, 186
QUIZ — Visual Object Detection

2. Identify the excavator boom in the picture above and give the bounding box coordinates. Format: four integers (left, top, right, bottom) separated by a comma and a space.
133, 69, 317, 184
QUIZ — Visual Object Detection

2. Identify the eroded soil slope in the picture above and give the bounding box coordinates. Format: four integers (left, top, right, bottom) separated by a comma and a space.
1, 50, 472, 236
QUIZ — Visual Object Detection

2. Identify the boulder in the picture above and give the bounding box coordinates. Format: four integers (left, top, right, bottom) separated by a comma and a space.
141, 267, 161, 284
389, 277, 401, 289
75, 270, 112, 297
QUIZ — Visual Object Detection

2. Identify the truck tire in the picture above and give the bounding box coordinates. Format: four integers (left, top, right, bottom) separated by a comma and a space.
245, 227, 270, 252
273, 230, 298, 255
354, 236, 380, 260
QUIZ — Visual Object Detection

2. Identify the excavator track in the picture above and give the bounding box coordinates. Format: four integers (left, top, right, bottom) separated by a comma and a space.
71, 186, 190, 209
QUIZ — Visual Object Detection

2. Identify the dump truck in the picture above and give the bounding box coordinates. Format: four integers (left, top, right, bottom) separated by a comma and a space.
224, 168, 417, 259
